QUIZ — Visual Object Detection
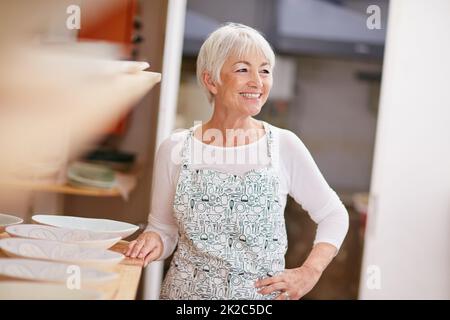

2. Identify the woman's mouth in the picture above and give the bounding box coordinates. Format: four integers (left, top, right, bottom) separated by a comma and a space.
239, 92, 262, 100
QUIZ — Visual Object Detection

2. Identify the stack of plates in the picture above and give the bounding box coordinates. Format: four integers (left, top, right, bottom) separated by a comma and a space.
32, 214, 139, 238
6, 224, 121, 249
0, 238, 124, 268
0, 213, 23, 233
67, 161, 116, 189
0, 258, 118, 284
0, 282, 104, 300
0, 213, 140, 299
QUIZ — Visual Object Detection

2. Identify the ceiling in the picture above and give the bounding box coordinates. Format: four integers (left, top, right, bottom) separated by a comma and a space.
184, 0, 389, 59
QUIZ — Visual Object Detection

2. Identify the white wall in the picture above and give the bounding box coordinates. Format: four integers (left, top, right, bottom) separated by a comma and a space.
359, 0, 450, 299
289, 56, 381, 192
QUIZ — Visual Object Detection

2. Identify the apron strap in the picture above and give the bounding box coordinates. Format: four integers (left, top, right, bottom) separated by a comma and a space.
262, 121, 278, 170
180, 127, 194, 168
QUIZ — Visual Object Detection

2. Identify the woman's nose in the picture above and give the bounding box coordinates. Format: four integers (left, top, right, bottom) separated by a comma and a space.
248, 71, 263, 88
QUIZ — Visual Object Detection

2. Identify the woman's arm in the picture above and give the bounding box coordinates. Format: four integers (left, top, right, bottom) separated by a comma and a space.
256, 129, 349, 299
303, 242, 337, 274
255, 242, 336, 299
255, 206, 347, 299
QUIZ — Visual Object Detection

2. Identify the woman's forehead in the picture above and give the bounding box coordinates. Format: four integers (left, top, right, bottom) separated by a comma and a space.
225, 51, 271, 66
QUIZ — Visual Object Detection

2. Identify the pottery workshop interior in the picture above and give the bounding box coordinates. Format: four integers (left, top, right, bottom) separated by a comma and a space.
0, 0, 448, 301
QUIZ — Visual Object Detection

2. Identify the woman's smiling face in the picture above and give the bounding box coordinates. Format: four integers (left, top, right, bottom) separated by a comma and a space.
213, 50, 273, 116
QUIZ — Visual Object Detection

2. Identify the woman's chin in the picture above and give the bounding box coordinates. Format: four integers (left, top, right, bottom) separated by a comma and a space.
245, 104, 263, 116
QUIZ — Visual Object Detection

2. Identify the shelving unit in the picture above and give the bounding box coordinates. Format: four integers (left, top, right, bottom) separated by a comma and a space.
2, 168, 139, 198
0, 0, 168, 300
4, 180, 127, 197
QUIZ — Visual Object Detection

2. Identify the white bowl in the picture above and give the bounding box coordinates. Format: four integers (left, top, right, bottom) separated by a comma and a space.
0, 281, 103, 300
6, 224, 121, 249
32, 214, 139, 238
0, 258, 118, 284
0, 238, 124, 268
0, 213, 23, 233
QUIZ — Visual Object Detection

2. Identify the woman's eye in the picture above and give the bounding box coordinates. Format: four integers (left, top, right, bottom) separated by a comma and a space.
260, 69, 270, 74
236, 68, 248, 72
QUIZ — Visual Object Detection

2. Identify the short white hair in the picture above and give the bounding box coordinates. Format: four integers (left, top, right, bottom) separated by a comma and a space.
196, 22, 276, 104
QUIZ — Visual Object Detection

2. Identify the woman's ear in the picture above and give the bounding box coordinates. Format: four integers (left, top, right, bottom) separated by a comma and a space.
202, 72, 218, 95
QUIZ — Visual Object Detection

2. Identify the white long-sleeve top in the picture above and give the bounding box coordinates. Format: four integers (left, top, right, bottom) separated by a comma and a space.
145, 123, 349, 260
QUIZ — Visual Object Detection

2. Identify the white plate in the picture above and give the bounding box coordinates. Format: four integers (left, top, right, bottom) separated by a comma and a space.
6, 224, 121, 249
0, 281, 103, 300
0, 238, 124, 267
0, 213, 23, 233
0, 258, 118, 284
32, 214, 139, 238
67, 161, 116, 189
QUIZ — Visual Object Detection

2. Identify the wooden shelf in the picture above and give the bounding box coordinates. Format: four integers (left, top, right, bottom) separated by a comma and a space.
1, 173, 137, 198
7, 181, 122, 197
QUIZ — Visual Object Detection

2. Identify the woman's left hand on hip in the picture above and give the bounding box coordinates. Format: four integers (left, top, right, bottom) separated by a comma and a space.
254, 265, 322, 300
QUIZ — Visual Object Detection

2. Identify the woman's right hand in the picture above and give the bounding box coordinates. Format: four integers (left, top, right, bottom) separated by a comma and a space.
125, 231, 163, 267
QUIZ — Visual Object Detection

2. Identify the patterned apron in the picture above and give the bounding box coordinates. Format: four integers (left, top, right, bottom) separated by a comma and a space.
160, 122, 288, 300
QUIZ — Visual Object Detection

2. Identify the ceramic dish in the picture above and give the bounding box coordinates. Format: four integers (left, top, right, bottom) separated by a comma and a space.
67, 161, 116, 189
32, 214, 139, 238
0, 213, 23, 233
0, 281, 103, 300
0, 258, 118, 284
0, 238, 124, 267
6, 224, 121, 249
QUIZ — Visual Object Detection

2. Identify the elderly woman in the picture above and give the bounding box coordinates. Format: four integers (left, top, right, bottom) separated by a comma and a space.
125, 23, 349, 300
